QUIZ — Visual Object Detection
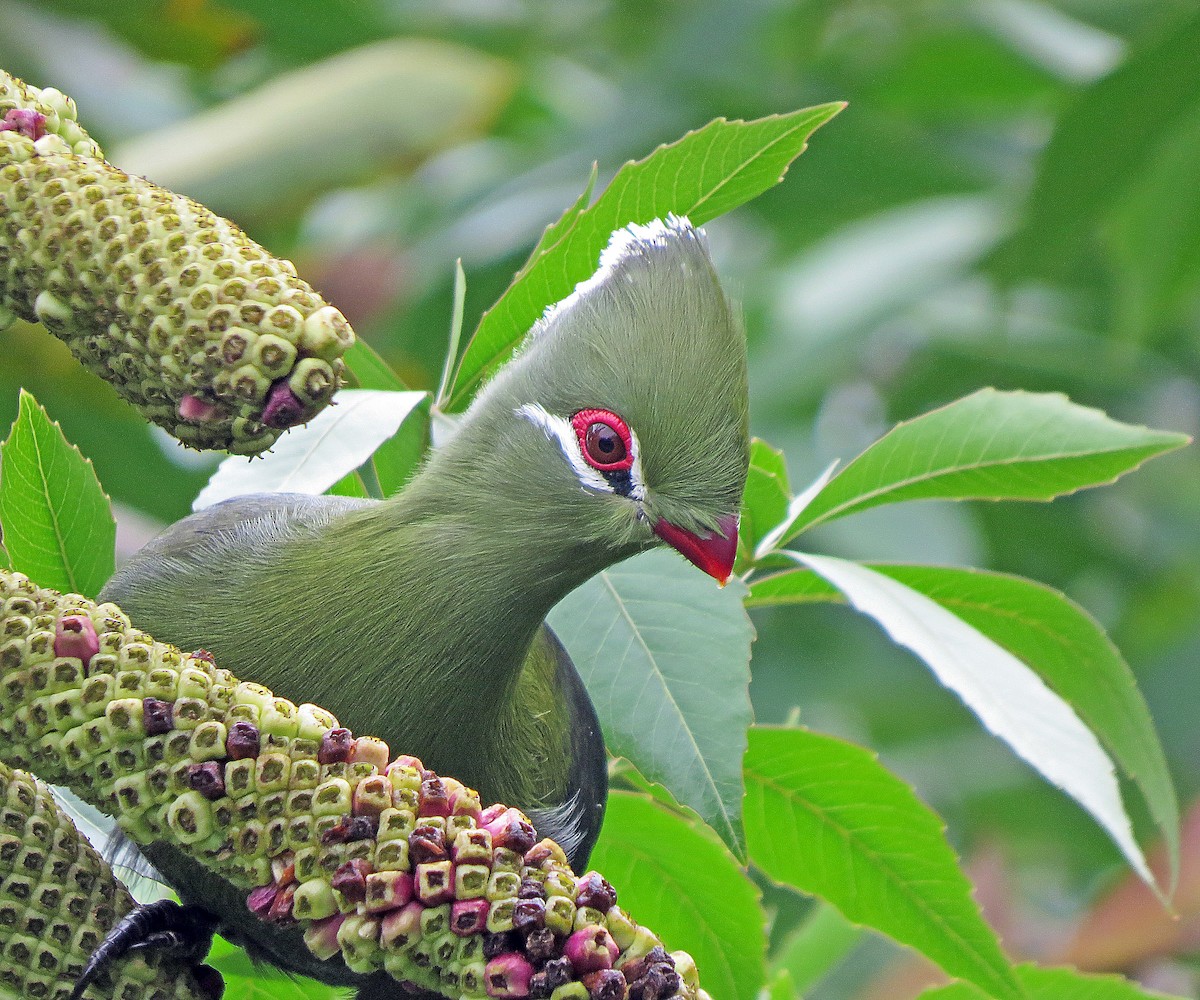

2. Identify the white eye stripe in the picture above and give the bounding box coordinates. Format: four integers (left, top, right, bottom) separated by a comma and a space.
516, 403, 646, 502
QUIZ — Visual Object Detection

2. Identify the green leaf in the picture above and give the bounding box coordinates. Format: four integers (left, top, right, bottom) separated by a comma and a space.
373, 395, 430, 498
548, 549, 754, 858
992, 10, 1200, 281
885, 564, 1177, 887
589, 792, 765, 1000
344, 341, 430, 496
782, 389, 1188, 541
763, 970, 796, 1000
435, 259, 468, 407
916, 962, 1187, 1000
194, 389, 428, 510
523, 163, 599, 269
746, 565, 841, 607
746, 562, 1179, 883
33, 0, 255, 70
326, 470, 368, 498
446, 104, 845, 409
344, 339, 410, 393
208, 934, 339, 999
745, 727, 1024, 1000
769, 902, 862, 995
0, 390, 114, 597
737, 438, 791, 565
1107, 106, 1200, 339
782, 555, 1154, 890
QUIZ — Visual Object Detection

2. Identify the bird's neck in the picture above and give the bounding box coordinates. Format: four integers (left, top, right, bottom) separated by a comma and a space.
304, 407, 641, 767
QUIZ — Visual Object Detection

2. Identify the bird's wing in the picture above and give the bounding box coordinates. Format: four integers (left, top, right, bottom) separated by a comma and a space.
524, 625, 608, 868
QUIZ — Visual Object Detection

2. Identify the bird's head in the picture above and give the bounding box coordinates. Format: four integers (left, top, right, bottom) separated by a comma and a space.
459, 216, 749, 585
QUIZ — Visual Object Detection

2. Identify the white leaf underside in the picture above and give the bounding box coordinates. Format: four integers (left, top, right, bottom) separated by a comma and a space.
194, 389, 427, 510
788, 552, 1153, 888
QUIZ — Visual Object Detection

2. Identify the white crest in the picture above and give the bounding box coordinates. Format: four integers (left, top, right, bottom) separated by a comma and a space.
533, 214, 698, 334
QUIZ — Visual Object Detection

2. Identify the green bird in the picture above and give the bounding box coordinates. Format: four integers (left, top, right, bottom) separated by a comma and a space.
97, 216, 749, 991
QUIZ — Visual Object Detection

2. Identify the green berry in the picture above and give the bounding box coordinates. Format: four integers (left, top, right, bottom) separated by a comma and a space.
0, 73, 353, 456
0, 759, 210, 999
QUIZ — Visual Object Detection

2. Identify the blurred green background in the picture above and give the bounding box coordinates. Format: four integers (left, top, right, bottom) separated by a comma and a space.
2, 2, 1199, 996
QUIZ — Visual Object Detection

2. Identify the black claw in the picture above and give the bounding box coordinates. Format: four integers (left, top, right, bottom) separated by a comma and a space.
71, 899, 219, 1000
127, 929, 192, 953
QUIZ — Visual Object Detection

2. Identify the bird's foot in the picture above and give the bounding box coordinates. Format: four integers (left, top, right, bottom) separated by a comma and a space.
71, 898, 222, 1000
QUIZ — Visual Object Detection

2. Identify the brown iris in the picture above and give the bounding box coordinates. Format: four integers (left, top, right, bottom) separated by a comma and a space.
585, 422, 627, 465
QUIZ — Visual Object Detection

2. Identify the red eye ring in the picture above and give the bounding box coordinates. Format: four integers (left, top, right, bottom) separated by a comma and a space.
571, 408, 634, 471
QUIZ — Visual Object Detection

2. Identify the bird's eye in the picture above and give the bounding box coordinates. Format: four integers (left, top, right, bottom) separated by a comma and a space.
571, 408, 634, 472
586, 422, 626, 464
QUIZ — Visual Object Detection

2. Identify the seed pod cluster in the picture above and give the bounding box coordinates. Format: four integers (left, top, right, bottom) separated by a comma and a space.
0, 569, 709, 1000
0, 71, 354, 456
0, 72, 103, 160
0, 760, 213, 1000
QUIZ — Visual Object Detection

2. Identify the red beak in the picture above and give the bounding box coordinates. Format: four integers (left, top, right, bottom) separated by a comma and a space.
652, 513, 739, 585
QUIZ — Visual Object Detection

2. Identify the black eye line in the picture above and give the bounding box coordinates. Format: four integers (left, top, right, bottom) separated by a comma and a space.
601, 468, 635, 497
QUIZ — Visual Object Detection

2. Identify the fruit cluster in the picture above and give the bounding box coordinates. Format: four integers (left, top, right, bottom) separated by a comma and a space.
0, 71, 354, 455
0, 73, 102, 159
0, 760, 212, 1000
0, 569, 708, 1000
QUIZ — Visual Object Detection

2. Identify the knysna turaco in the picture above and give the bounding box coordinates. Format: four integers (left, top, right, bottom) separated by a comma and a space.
96, 216, 749, 988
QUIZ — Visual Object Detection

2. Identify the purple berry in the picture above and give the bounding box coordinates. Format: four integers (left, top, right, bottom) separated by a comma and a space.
565, 926, 618, 974
419, 776, 451, 817
331, 858, 371, 903
452, 898, 490, 936
409, 825, 448, 863
267, 883, 296, 923
318, 727, 353, 764
542, 956, 573, 990
484, 932, 518, 960
186, 762, 226, 800
583, 970, 627, 1000
246, 884, 277, 917
575, 872, 617, 912
518, 878, 547, 900
142, 697, 174, 735
54, 614, 98, 667
321, 814, 378, 844
512, 896, 546, 933
226, 720, 261, 759
177, 394, 222, 423
262, 381, 306, 429
484, 808, 536, 855
0, 108, 46, 140
485, 952, 534, 998
416, 860, 455, 905
525, 927, 558, 962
